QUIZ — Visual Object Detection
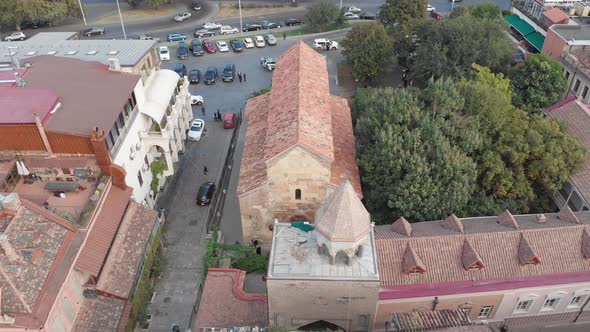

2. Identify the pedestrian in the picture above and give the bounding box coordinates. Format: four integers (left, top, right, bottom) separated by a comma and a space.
238, 72, 243, 83
260, 57, 264, 67
201, 106, 206, 116
283, 32, 286, 40
203, 166, 208, 175
217, 110, 222, 121
243, 72, 247, 82
213, 113, 218, 122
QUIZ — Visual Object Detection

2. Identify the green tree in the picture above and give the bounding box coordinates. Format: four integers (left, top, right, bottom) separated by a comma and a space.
471, 3, 502, 21
11, 0, 83, 30
509, 54, 568, 114
341, 22, 393, 83
379, 0, 427, 29
0, 0, 16, 31
305, 0, 340, 32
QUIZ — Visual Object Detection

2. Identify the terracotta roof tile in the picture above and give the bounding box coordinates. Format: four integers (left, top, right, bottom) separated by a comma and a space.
546, 100, 590, 203
71, 296, 128, 332
195, 269, 268, 330
375, 211, 590, 286
543, 7, 569, 23
238, 42, 361, 196
402, 243, 426, 274
391, 217, 412, 236
559, 206, 581, 224
518, 233, 540, 265
461, 239, 484, 270
96, 202, 158, 298
571, 49, 590, 77
497, 210, 519, 229
74, 184, 132, 276
315, 179, 371, 242
441, 214, 464, 233
0, 86, 59, 124
389, 310, 470, 331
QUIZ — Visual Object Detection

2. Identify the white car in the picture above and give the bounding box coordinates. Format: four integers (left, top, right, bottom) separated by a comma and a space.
243, 38, 255, 49
427, 4, 436, 12
4, 32, 26, 41
343, 12, 359, 20
190, 95, 204, 105
313, 38, 339, 51
188, 119, 205, 141
220, 25, 239, 35
254, 35, 265, 48
174, 12, 192, 22
346, 6, 362, 13
202, 22, 222, 30
159, 46, 170, 61
216, 40, 229, 52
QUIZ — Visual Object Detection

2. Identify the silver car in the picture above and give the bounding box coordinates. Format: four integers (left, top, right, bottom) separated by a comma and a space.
174, 12, 192, 22
265, 34, 277, 46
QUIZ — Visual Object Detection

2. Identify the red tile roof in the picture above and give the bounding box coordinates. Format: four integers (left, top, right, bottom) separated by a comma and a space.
461, 239, 484, 270
402, 244, 426, 274
441, 214, 464, 233
391, 217, 412, 236
96, 201, 158, 298
546, 100, 590, 203
543, 7, 569, 23
238, 42, 361, 195
571, 48, 590, 77
389, 310, 471, 331
71, 296, 128, 332
375, 211, 590, 287
195, 268, 268, 330
0, 86, 59, 124
74, 184, 132, 276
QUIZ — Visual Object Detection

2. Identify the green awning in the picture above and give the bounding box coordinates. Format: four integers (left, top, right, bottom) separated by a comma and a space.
505, 15, 534, 36
524, 31, 545, 52
291, 222, 314, 232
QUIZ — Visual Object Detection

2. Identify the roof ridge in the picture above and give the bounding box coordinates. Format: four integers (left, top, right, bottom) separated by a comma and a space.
461, 239, 484, 270
391, 217, 412, 236
545, 95, 578, 112
558, 206, 581, 224
20, 199, 78, 232
402, 243, 426, 274
518, 233, 540, 265
0, 263, 32, 313
497, 210, 519, 229
441, 214, 464, 233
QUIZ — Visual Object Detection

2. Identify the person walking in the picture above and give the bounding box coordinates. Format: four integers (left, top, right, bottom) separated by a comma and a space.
213, 113, 218, 122
283, 32, 286, 40
201, 106, 206, 116
243, 73, 247, 82
238, 72, 243, 83
203, 166, 208, 175
217, 110, 222, 121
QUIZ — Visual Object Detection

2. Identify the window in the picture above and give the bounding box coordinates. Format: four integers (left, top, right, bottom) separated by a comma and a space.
459, 307, 471, 316
295, 189, 301, 200
574, 79, 581, 92
582, 86, 589, 100
569, 296, 584, 308
408, 267, 423, 275
478, 306, 493, 319
565, 71, 570, 80
137, 171, 143, 186
514, 298, 535, 314
117, 112, 125, 130
542, 297, 560, 311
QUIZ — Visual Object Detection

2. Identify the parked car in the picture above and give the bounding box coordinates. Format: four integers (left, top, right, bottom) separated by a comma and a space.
431, 12, 443, 20
202, 39, 217, 53
359, 12, 377, 20
265, 34, 277, 46
216, 40, 230, 52
343, 12, 359, 20
254, 35, 266, 47
139, 34, 159, 41
190, 95, 204, 105
203, 67, 218, 84
202, 22, 222, 30
188, 119, 205, 141
188, 69, 201, 84
20, 19, 48, 29
261, 57, 276, 71
284, 18, 302, 26
261, 21, 281, 29
83, 27, 105, 37
174, 63, 187, 77
222, 64, 236, 82
230, 39, 244, 52
159, 46, 170, 61
243, 37, 255, 49
346, 6, 362, 13
177, 42, 189, 59
196, 182, 215, 205
242, 23, 262, 32
4, 32, 26, 41
427, 4, 436, 12
194, 29, 215, 38
167, 32, 187, 41
223, 113, 237, 129
174, 12, 192, 22
220, 25, 239, 34
189, 39, 204, 56
313, 38, 339, 51
192, 0, 202, 10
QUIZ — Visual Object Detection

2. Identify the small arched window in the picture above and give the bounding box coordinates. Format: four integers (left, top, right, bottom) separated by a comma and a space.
295, 189, 302, 200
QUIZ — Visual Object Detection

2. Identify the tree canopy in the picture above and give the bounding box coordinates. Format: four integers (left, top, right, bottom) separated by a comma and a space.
379, 0, 427, 29
0, 0, 84, 30
341, 22, 393, 83
508, 54, 568, 114
305, 0, 340, 32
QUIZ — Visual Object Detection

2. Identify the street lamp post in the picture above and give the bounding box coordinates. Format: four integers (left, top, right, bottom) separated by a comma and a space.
239, 0, 243, 37
116, 0, 127, 40
340, 0, 343, 10
77, 0, 87, 26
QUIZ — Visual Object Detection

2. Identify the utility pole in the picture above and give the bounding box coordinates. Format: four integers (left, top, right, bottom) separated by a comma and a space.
116, 0, 127, 39
78, 0, 87, 26
239, 0, 243, 37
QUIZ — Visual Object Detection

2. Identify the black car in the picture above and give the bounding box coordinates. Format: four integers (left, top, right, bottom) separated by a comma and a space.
196, 182, 215, 205
194, 29, 215, 38
177, 42, 189, 59
189, 39, 204, 56
192, 0, 202, 10
261, 21, 281, 29
284, 18, 302, 26
21, 19, 48, 29
174, 63, 187, 77
83, 27, 105, 37
242, 23, 262, 32
359, 12, 377, 20
203, 67, 218, 84
229, 40, 244, 52
222, 64, 236, 82
188, 69, 201, 84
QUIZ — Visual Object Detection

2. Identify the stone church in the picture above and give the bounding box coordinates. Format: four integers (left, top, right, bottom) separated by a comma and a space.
238, 42, 362, 248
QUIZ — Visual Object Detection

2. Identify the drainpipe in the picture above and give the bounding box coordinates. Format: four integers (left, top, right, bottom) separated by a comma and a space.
33, 112, 53, 155
573, 294, 590, 323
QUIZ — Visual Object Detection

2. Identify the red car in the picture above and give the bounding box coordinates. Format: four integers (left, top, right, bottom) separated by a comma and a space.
202, 39, 217, 53
223, 113, 237, 129
431, 12, 443, 21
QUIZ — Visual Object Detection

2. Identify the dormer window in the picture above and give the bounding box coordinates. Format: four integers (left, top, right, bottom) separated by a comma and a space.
525, 257, 541, 266
295, 189, 301, 200
408, 267, 424, 275
467, 262, 484, 271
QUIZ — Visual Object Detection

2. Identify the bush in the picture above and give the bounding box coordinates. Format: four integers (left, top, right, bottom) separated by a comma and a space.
501, 10, 511, 17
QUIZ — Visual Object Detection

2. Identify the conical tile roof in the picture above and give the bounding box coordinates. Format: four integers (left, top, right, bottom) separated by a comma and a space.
441, 214, 464, 233
497, 210, 519, 229
315, 179, 371, 242
402, 244, 426, 274
461, 239, 484, 270
518, 233, 540, 265
391, 217, 412, 236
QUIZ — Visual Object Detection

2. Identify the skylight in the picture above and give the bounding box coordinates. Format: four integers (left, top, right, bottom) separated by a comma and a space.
87, 50, 98, 55
26, 51, 37, 56
65, 50, 78, 55
107, 50, 119, 55
47, 51, 57, 55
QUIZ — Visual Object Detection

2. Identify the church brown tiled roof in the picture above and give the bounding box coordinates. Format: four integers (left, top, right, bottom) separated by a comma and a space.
518, 233, 540, 265
238, 42, 361, 196
391, 217, 412, 236
402, 243, 426, 274
461, 239, 484, 270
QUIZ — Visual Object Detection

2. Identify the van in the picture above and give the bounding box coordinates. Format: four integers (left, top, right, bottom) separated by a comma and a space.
223, 113, 237, 129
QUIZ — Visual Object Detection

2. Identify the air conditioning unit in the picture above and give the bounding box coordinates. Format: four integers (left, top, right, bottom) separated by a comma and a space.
129, 151, 136, 160
107, 58, 121, 71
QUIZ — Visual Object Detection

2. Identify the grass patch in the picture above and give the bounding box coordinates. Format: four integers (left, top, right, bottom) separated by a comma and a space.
204, 228, 268, 277
215, 2, 300, 19
286, 22, 351, 37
